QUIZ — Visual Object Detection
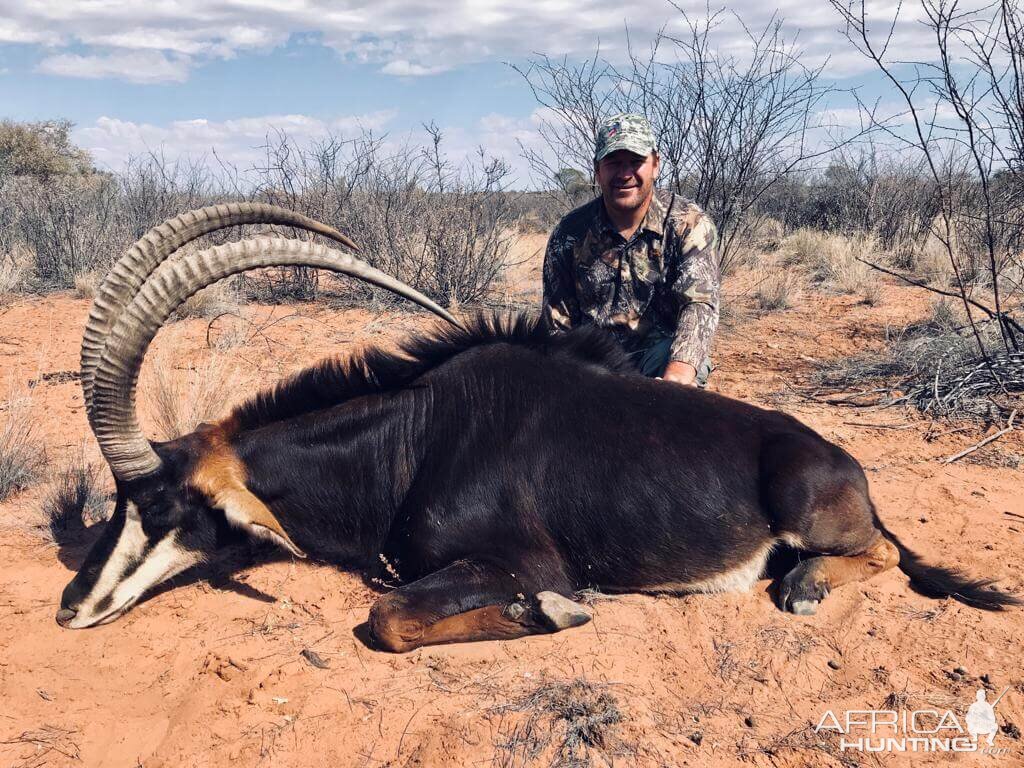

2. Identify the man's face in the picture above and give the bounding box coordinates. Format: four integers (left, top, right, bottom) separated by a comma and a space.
595, 150, 660, 215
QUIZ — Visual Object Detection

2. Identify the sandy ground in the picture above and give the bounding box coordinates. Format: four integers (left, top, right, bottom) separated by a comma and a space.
1, 238, 1023, 767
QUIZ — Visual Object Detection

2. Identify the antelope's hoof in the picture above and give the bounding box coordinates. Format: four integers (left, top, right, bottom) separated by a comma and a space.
535, 591, 592, 630
778, 564, 830, 616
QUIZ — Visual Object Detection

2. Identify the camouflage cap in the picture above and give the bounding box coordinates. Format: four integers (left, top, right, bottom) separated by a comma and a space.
594, 113, 657, 163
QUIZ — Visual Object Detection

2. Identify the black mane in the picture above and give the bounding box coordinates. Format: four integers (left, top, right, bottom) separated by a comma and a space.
230, 312, 636, 433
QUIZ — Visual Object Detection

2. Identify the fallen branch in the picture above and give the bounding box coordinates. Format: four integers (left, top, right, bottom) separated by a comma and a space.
942, 409, 1018, 464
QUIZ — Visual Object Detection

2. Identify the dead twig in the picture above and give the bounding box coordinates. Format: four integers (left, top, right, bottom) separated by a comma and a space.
942, 409, 1018, 464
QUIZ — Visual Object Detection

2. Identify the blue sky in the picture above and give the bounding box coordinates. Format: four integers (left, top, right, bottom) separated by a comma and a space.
0, 1, 932, 186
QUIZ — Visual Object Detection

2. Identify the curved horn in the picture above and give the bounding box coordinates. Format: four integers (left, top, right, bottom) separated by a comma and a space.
91, 237, 461, 480
80, 203, 360, 419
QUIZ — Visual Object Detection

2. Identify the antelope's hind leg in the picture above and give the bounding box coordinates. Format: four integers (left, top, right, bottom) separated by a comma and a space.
767, 435, 900, 615
367, 560, 591, 653
778, 535, 899, 615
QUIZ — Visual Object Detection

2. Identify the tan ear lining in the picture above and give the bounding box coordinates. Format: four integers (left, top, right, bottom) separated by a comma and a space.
191, 426, 306, 559
218, 487, 307, 559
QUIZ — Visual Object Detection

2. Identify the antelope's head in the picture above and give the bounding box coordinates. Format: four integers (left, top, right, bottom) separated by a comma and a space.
57, 204, 459, 629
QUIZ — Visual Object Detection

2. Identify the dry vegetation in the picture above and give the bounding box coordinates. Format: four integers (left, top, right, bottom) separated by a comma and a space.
0, 384, 46, 502
491, 678, 630, 768
141, 349, 242, 441
43, 445, 107, 539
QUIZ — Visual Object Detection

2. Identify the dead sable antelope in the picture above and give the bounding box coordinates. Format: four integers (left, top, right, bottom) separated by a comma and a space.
57, 204, 1019, 649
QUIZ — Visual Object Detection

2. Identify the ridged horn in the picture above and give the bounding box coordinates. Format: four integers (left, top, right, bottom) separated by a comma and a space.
91, 237, 460, 480
80, 203, 360, 419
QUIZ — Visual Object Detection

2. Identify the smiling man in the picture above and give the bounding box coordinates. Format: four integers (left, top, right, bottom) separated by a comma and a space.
542, 113, 720, 386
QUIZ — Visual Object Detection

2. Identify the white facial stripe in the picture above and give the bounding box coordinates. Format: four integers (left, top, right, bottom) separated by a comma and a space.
71, 500, 148, 620
88, 532, 200, 627
69, 502, 201, 628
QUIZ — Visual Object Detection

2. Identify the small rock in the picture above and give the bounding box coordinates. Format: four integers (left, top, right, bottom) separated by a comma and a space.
744, 715, 757, 729
828, 659, 842, 670
1002, 722, 1021, 740
919, 517, 928, 523
981, 673, 993, 686
949, 672, 964, 682
300, 648, 330, 669
690, 732, 703, 746
954, 665, 968, 676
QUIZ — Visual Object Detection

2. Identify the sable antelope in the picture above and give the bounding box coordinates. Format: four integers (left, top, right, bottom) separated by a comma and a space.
57, 205, 1020, 649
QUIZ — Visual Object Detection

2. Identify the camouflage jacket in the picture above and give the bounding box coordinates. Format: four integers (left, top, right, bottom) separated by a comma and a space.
541, 189, 720, 368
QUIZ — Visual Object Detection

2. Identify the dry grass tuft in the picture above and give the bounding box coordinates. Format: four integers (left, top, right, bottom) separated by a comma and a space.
492, 677, 630, 768
142, 350, 240, 441
72, 270, 101, 299
782, 228, 881, 303
42, 445, 108, 540
0, 243, 32, 296
172, 280, 240, 321
753, 267, 802, 311
0, 385, 46, 502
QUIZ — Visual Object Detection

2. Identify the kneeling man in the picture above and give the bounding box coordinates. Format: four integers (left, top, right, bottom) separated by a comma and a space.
542, 113, 720, 386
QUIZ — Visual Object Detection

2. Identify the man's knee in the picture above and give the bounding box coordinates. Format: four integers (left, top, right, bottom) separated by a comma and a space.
695, 358, 713, 388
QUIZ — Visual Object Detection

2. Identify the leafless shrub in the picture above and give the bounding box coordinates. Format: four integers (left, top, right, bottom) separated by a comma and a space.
13, 173, 122, 289
754, 267, 802, 311
831, 0, 1024, 361
1, 145, 220, 293
492, 677, 630, 768
768, 145, 938, 249
117, 152, 214, 242
814, 315, 1018, 421
0, 385, 46, 501
250, 126, 519, 307
43, 445, 108, 540
141, 350, 239, 441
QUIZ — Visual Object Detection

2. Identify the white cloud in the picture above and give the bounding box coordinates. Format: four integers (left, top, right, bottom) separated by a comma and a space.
1, 0, 940, 84
37, 50, 191, 84
380, 60, 450, 77
77, 111, 398, 170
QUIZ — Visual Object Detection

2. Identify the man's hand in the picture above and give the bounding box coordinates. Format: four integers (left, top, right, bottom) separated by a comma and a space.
661, 361, 698, 386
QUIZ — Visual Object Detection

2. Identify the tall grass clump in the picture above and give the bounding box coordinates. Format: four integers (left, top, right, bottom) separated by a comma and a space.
142, 350, 239, 441
43, 445, 108, 538
0, 387, 46, 501
753, 267, 802, 311
782, 228, 881, 304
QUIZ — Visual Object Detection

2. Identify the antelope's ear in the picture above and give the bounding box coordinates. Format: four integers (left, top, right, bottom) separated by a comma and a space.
216, 488, 306, 558
191, 436, 306, 558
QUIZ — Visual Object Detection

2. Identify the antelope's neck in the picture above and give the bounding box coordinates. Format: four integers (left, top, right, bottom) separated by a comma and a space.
231, 387, 431, 564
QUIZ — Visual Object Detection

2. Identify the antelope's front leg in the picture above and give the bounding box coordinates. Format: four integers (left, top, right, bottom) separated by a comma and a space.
366, 559, 591, 652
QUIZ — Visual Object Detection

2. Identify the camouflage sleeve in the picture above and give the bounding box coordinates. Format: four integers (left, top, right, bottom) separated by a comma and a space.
669, 211, 720, 367
540, 223, 579, 332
